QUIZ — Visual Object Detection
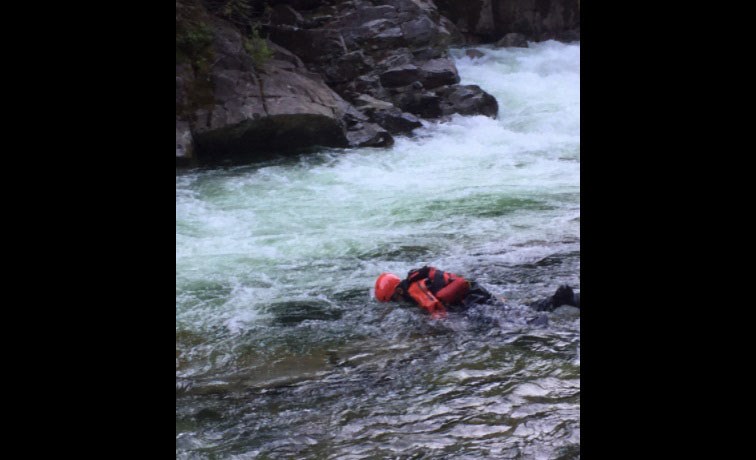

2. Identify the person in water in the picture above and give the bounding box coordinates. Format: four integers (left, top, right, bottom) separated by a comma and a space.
374, 266, 579, 319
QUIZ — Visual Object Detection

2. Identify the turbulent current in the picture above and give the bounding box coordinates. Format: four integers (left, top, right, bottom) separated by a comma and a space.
176, 40, 580, 459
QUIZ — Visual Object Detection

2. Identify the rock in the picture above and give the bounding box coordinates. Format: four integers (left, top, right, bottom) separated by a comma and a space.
184, 18, 364, 162
268, 26, 346, 64
495, 32, 528, 48
552, 305, 581, 317
371, 108, 423, 135
322, 50, 375, 84
392, 91, 443, 118
380, 64, 422, 87
353, 94, 395, 111
435, 0, 580, 43
346, 122, 394, 147
267, 300, 343, 325
328, 5, 398, 29
527, 313, 549, 327
269, 4, 305, 27
193, 114, 349, 162
400, 16, 436, 46
419, 58, 460, 89
439, 15, 464, 46
439, 84, 498, 118
556, 28, 580, 43
176, 120, 194, 164
465, 49, 485, 59
353, 94, 423, 135
339, 74, 382, 97
175, 0, 505, 165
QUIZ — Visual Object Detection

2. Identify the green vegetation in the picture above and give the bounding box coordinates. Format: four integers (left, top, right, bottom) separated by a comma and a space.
244, 25, 273, 69
177, 0, 273, 67
206, 0, 273, 68
176, 0, 273, 118
220, 0, 254, 25
176, 0, 215, 65
176, 22, 214, 64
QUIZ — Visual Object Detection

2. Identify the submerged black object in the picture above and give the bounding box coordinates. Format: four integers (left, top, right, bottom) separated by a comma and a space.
529, 285, 580, 312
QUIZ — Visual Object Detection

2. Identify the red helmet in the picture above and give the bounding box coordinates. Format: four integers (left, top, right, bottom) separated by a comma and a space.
375, 273, 401, 302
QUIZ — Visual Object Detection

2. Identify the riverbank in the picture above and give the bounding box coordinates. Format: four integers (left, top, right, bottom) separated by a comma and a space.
177, 0, 579, 166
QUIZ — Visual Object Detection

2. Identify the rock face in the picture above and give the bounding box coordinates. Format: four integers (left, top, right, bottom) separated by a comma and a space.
434, 0, 580, 43
176, 0, 502, 165
176, 120, 194, 166
177, 9, 391, 164
268, 1, 499, 126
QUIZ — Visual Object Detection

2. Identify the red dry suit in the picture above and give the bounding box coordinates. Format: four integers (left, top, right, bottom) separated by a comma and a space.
396, 266, 471, 319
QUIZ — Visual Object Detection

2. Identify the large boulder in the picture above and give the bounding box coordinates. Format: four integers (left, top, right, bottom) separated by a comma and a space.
419, 58, 460, 89
180, 14, 391, 164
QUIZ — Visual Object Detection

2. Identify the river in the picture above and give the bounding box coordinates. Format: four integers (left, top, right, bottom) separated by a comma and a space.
177, 40, 580, 459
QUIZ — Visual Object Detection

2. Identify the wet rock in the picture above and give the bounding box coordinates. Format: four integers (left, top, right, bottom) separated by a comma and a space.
439, 15, 464, 46
400, 15, 436, 46
353, 94, 422, 135
526, 313, 550, 327
495, 32, 528, 48
352, 75, 382, 94
193, 114, 349, 162
268, 26, 346, 64
346, 19, 405, 51
371, 108, 423, 135
392, 91, 443, 118
376, 52, 415, 72
465, 49, 485, 59
176, 120, 194, 164
419, 58, 460, 89
175, 62, 195, 115
346, 121, 394, 148
329, 5, 399, 29
353, 93, 395, 111
555, 27, 581, 43
380, 64, 421, 87
438, 84, 498, 118
323, 51, 375, 84
267, 300, 343, 325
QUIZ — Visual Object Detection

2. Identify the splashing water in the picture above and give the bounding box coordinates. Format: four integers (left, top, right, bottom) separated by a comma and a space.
177, 40, 579, 459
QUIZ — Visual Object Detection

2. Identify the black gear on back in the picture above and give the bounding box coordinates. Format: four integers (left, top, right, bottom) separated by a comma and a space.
552, 285, 576, 308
